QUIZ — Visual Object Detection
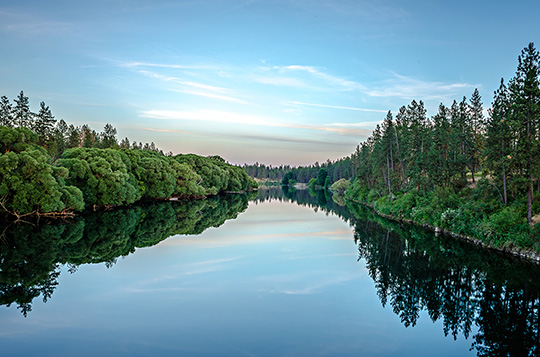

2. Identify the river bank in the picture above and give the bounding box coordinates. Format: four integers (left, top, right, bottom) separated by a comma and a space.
346, 197, 540, 264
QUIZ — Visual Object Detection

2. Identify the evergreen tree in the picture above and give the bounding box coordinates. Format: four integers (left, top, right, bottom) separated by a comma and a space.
428, 103, 452, 186
508, 42, 540, 224
120, 137, 130, 149
33, 101, 56, 145
66, 124, 80, 148
469, 88, 485, 178
101, 123, 118, 149
0, 95, 13, 127
486, 78, 512, 205
12, 91, 32, 128
52, 119, 69, 159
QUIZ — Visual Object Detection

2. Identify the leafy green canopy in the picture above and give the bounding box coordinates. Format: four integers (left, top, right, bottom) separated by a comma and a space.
0, 126, 83, 215
57, 148, 141, 206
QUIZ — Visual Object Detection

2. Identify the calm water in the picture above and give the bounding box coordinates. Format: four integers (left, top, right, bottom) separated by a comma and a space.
0, 188, 538, 356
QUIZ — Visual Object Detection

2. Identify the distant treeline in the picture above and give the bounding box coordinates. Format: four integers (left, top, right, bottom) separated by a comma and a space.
0, 99, 257, 216
243, 157, 354, 185
0, 91, 166, 159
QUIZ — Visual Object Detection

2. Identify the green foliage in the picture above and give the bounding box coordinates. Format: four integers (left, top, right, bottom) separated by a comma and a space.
483, 206, 530, 245
0, 146, 84, 214
316, 167, 328, 187
57, 148, 141, 206
0, 126, 38, 154
122, 149, 190, 199
330, 178, 350, 194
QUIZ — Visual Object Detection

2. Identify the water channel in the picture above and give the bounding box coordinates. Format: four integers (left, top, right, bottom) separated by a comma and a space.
0, 187, 538, 356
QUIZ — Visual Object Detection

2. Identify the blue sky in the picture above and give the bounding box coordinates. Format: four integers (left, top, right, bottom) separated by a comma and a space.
1, 0, 539, 166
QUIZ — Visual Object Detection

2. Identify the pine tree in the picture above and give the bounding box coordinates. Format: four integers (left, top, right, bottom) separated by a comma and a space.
53, 119, 69, 159
101, 123, 118, 148
428, 103, 452, 186
468, 89, 485, 181
486, 78, 511, 205
0, 95, 13, 127
508, 42, 540, 224
12, 91, 32, 128
33, 101, 56, 145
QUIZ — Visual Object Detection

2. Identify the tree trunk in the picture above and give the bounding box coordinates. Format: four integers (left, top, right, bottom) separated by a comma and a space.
527, 178, 533, 224
502, 162, 507, 206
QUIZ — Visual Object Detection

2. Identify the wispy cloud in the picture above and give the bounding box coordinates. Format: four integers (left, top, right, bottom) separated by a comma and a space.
134, 69, 248, 103
251, 76, 308, 88
122, 61, 217, 71
139, 109, 373, 136
261, 65, 365, 91
280, 65, 366, 91
289, 101, 387, 113
139, 127, 192, 134
366, 72, 478, 101
262, 271, 363, 295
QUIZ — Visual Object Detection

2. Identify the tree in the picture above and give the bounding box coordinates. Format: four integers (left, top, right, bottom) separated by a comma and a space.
486, 79, 512, 205
316, 167, 328, 187
428, 103, 452, 187
66, 124, 80, 148
57, 148, 141, 207
0, 95, 13, 127
508, 42, 540, 224
101, 123, 117, 149
469, 88, 485, 178
12, 91, 32, 128
0, 127, 83, 215
33, 101, 56, 145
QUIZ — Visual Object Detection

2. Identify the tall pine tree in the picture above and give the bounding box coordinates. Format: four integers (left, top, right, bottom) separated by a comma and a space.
508, 42, 540, 224
12, 91, 32, 128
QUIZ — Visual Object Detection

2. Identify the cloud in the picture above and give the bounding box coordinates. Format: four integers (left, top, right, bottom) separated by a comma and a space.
289, 101, 387, 113
252, 76, 308, 88
366, 72, 478, 102
134, 69, 248, 103
139, 109, 373, 136
272, 65, 366, 91
122, 61, 217, 71
263, 271, 363, 295
138, 127, 192, 134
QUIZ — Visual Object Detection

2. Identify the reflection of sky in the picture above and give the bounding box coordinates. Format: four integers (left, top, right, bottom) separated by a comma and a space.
0, 200, 475, 356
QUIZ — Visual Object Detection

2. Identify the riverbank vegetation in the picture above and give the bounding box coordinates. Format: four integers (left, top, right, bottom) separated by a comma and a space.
344, 43, 540, 251
0, 105, 257, 217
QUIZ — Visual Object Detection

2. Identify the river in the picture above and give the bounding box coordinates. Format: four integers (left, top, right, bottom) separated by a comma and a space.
0, 188, 538, 356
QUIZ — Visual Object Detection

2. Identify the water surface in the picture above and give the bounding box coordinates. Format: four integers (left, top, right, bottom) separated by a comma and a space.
0, 189, 538, 356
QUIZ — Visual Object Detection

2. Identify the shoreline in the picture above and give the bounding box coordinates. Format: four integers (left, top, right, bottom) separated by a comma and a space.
347, 198, 540, 264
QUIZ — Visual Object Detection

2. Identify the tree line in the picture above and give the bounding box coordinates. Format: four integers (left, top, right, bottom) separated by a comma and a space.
244, 157, 355, 188
345, 43, 540, 247
0, 98, 257, 217
0, 91, 166, 159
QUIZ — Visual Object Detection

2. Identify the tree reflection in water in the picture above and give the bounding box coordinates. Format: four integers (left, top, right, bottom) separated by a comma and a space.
257, 187, 540, 356
0, 193, 251, 316
1, 187, 539, 355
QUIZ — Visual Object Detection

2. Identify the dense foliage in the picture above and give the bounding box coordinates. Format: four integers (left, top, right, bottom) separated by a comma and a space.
0, 107, 257, 215
344, 43, 540, 249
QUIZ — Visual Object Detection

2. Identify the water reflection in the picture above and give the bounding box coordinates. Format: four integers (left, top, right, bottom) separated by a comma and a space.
264, 187, 540, 356
0, 194, 251, 316
1, 187, 540, 355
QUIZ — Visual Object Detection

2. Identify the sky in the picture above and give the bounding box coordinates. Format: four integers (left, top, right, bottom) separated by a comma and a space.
1, 0, 539, 166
